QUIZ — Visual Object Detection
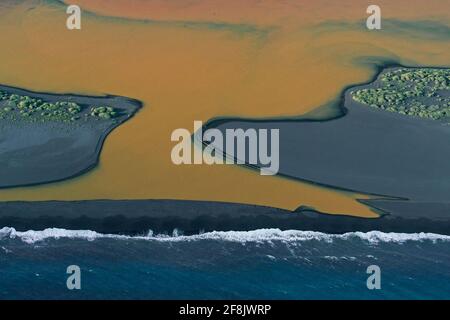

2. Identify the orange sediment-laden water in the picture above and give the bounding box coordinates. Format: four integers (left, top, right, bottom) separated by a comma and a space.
0, 0, 448, 217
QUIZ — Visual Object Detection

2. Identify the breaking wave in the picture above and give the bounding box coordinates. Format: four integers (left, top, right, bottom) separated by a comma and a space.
1, 227, 450, 244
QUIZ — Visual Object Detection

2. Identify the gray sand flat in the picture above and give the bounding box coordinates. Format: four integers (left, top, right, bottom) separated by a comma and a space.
0, 85, 141, 188
359, 199, 450, 221
205, 66, 450, 218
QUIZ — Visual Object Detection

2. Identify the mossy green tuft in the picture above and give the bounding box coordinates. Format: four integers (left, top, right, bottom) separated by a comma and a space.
351, 68, 450, 121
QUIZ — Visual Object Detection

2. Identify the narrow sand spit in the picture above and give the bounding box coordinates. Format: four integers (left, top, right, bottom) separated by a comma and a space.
0, 84, 141, 188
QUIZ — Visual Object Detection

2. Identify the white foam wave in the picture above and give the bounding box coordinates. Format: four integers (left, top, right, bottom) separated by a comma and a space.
0, 227, 449, 245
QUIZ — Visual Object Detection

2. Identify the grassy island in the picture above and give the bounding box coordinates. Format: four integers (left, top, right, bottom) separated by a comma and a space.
351, 68, 450, 120
0, 90, 120, 123
0, 83, 140, 189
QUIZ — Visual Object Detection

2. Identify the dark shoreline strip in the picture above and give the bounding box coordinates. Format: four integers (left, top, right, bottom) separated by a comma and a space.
1, 199, 449, 235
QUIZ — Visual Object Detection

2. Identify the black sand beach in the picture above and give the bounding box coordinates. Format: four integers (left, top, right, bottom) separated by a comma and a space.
1, 199, 450, 235
0, 85, 141, 188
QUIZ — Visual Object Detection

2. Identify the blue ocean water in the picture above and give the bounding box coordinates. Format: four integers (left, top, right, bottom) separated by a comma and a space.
0, 227, 449, 300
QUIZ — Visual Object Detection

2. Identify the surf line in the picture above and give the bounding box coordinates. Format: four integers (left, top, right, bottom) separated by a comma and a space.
171, 121, 279, 175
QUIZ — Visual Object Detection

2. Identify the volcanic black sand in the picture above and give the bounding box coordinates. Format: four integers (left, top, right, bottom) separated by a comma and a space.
0, 84, 141, 188
204, 65, 450, 221
1, 199, 449, 235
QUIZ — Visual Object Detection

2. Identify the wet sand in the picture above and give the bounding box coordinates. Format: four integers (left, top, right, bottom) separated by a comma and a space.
1, 199, 449, 235
204, 65, 450, 218
0, 84, 141, 188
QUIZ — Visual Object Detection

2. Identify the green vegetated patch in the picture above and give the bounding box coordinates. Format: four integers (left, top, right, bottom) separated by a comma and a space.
0, 90, 120, 123
351, 68, 450, 121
